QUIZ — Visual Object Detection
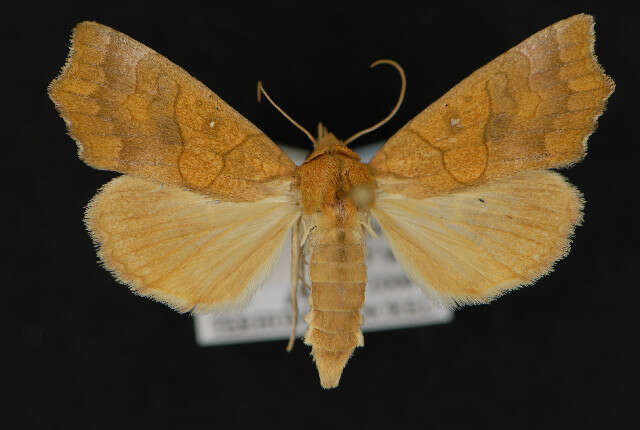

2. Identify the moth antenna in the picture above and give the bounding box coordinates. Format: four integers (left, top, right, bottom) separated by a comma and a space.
257, 81, 317, 146
343, 59, 406, 145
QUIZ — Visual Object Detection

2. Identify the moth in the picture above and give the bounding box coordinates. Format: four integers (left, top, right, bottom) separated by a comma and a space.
49, 14, 613, 389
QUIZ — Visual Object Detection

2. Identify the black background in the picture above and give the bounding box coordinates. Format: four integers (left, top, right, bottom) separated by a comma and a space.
4, 1, 636, 428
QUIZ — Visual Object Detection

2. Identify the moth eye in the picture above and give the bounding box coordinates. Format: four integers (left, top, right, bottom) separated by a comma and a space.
350, 185, 374, 209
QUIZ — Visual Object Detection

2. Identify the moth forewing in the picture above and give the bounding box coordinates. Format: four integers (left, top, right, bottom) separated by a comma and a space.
369, 14, 614, 199
48, 21, 295, 202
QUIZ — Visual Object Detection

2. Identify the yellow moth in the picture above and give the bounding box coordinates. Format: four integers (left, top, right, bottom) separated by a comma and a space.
48, 14, 613, 388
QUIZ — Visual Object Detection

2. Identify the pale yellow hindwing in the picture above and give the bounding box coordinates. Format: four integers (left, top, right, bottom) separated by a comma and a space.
85, 175, 300, 312
371, 171, 583, 307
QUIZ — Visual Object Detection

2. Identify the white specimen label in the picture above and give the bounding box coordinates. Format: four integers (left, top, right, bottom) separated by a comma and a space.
193, 143, 454, 346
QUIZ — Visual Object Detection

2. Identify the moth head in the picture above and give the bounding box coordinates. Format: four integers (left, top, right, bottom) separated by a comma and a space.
303, 124, 360, 162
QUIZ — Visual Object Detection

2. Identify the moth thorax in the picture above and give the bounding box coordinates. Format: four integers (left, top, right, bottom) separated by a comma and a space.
350, 184, 375, 210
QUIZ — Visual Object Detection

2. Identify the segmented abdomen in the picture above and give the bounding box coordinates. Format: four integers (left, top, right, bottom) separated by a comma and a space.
303, 217, 366, 388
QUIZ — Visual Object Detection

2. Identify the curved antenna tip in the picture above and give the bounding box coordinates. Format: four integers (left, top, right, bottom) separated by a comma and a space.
257, 81, 317, 147
256, 81, 263, 103
370, 58, 397, 68
344, 59, 407, 146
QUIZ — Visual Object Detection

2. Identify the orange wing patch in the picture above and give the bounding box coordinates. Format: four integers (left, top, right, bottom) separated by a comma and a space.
370, 14, 614, 198
49, 21, 295, 201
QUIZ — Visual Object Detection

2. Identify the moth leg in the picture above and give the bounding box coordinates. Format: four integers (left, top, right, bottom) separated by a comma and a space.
299, 250, 311, 295
286, 218, 303, 352
299, 277, 311, 297
300, 219, 315, 248
361, 218, 378, 238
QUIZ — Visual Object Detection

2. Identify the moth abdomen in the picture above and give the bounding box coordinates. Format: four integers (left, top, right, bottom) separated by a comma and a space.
303, 223, 367, 389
